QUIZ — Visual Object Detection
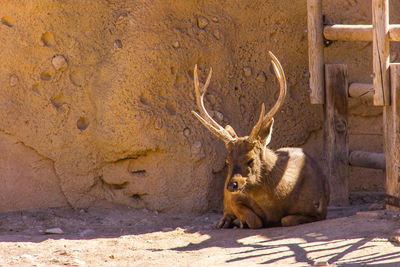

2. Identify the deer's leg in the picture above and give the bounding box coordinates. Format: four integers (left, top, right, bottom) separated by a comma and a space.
217, 213, 237, 229
231, 198, 263, 229
281, 215, 318, 227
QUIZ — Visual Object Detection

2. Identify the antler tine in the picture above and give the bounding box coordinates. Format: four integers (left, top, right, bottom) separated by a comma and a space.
263, 51, 287, 122
249, 51, 287, 140
192, 65, 235, 143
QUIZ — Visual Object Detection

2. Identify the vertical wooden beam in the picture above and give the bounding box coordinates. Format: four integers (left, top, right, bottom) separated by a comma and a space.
385, 63, 400, 211
372, 0, 390, 106
307, 0, 325, 104
324, 64, 349, 206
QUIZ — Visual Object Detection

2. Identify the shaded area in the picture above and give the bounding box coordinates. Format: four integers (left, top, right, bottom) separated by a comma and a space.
0, 203, 399, 265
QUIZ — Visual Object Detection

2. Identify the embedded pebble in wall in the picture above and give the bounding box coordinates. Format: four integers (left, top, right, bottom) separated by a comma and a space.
1, 16, 16, 27
70, 70, 84, 87
52, 55, 67, 70
197, 16, 209, 29
114, 39, 123, 49
172, 41, 180, 48
213, 30, 221, 40
41, 32, 56, 47
256, 72, 266, 82
183, 127, 191, 137
154, 118, 163, 130
40, 72, 52, 81
77, 116, 89, 131
9, 75, 18, 87
243, 67, 252, 77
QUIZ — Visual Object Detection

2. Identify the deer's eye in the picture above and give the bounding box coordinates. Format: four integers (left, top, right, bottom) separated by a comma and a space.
247, 159, 254, 167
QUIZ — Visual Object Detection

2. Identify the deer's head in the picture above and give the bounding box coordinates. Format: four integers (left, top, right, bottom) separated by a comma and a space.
192, 51, 287, 192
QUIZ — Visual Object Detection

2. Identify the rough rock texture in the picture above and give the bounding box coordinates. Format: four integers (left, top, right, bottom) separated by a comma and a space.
0, 0, 390, 213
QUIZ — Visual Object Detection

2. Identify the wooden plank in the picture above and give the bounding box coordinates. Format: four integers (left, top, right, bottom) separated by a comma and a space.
323, 24, 400, 42
349, 150, 385, 170
385, 63, 400, 211
324, 25, 373, 42
348, 83, 374, 99
324, 64, 349, 206
372, 0, 390, 106
307, 0, 324, 104
389, 24, 400, 41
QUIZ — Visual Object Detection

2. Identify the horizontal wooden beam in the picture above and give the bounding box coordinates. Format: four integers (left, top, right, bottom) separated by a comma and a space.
349, 150, 385, 170
324, 25, 372, 42
348, 83, 374, 99
323, 24, 400, 42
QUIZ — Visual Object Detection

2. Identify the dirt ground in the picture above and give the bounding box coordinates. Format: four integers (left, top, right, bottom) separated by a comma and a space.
0, 201, 400, 266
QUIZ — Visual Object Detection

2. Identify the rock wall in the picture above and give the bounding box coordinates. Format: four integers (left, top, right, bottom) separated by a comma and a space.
0, 0, 389, 213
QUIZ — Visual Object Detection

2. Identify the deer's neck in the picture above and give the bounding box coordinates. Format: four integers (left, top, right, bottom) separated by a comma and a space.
262, 147, 278, 172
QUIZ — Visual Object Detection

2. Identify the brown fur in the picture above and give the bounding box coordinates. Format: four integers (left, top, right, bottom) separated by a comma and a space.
217, 127, 330, 229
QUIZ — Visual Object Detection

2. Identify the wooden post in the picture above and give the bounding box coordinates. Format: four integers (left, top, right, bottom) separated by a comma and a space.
307, 0, 324, 104
372, 0, 390, 106
385, 63, 400, 211
324, 64, 349, 206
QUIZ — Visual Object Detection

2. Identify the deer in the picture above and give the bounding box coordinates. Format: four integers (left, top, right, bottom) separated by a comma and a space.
191, 51, 330, 229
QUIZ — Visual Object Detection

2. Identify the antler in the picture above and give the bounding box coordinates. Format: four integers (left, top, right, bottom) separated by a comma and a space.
249, 51, 287, 140
191, 65, 236, 144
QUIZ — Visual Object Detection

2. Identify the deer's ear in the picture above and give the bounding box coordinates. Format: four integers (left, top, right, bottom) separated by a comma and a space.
259, 118, 274, 147
225, 125, 238, 138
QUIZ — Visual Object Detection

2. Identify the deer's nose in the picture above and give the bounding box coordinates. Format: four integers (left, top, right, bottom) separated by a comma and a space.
227, 182, 238, 192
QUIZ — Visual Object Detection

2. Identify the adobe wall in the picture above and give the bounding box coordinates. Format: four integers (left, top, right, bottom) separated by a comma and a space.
0, 0, 389, 213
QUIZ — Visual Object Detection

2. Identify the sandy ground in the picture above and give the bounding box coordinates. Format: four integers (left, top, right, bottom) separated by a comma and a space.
0, 203, 400, 266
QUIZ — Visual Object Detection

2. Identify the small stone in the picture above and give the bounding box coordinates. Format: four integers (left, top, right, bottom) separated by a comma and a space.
183, 128, 191, 137
154, 118, 163, 130
214, 110, 223, 121
114, 39, 123, 49
73, 259, 86, 265
212, 17, 219, 22
172, 41, 180, 48
9, 75, 18, 86
256, 72, 266, 82
41, 32, 56, 47
52, 55, 67, 70
243, 67, 252, 77
1, 16, 16, 27
40, 72, 52, 81
213, 30, 221, 40
197, 16, 209, 29
45, 227, 64, 234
